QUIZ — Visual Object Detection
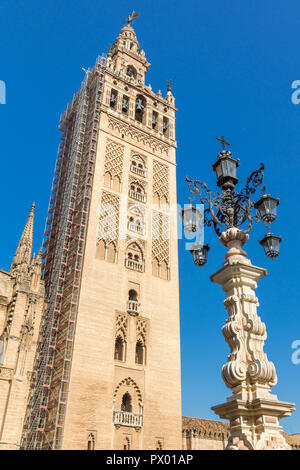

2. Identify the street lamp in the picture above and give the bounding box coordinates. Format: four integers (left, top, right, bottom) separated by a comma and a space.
180, 137, 294, 451
180, 204, 202, 234
189, 242, 210, 267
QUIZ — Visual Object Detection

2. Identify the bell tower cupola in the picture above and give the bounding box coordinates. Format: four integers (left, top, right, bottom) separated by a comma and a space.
107, 15, 150, 84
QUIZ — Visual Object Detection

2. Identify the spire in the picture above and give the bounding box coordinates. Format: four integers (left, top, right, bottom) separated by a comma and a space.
10, 202, 35, 273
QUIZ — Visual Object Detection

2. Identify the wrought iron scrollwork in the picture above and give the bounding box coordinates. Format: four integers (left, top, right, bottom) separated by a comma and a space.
186, 162, 265, 236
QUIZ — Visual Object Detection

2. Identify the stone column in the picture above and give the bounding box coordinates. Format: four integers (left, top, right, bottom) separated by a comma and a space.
210, 227, 295, 450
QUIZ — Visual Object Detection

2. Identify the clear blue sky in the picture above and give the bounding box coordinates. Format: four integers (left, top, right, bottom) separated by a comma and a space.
0, 0, 299, 434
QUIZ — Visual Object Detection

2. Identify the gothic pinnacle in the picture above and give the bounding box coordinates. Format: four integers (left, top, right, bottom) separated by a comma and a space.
10, 202, 35, 273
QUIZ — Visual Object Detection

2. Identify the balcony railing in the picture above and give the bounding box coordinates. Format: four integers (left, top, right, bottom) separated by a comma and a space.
128, 190, 147, 203
128, 222, 145, 236
127, 300, 140, 315
125, 258, 144, 273
113, 411, 143, 428
130, 165, 147, 178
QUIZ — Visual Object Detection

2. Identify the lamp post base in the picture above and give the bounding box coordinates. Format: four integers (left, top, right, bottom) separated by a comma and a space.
210, 228, 295, 450
212, 395, 295, 450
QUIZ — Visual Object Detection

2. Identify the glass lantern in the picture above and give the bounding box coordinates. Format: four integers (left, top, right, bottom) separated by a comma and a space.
259, 233, 282, 259
254, 194, 279, 225
180, 204, 202, 234
212, 152, 239, 189
190, 243, 210, 267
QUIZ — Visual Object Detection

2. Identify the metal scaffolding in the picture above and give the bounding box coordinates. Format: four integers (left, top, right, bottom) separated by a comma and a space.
21, 55, 107, 450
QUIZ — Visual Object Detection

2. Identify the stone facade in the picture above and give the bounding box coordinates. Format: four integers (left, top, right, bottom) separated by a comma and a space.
0, 204, 45, 450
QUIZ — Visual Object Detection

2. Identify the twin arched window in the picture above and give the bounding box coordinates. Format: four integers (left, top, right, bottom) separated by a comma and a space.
96, 240, 117, 263
153, 192, 169, 210
129, 182, 146, 203
104, 172, 121, 192
127, 205, 145, 235
125, 243, 144, 272
152, 258, 169, 280
131, 155, 147, 177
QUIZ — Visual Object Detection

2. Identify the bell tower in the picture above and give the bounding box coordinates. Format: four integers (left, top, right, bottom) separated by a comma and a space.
22, 16, 182, 450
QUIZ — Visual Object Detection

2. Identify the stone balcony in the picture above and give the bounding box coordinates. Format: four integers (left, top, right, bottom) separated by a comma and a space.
125, 258, 144, 273
130, 164, 147, 178
128, 222, 145, 236
127, 300, 140, 316
113, 411, 143, 428
128, 189, 147, 203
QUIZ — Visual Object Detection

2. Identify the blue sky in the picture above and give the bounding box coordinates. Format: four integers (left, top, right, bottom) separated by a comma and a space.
0, 0, 299, 434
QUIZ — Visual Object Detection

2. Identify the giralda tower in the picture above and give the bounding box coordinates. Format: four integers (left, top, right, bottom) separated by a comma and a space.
22, 17, 182, 450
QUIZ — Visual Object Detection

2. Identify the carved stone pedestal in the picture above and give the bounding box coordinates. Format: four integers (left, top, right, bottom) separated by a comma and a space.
210, 228, 295, 450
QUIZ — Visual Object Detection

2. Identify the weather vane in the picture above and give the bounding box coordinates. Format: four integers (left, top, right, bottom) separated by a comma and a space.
125, 11, 140, 26
167, 79, 172, 92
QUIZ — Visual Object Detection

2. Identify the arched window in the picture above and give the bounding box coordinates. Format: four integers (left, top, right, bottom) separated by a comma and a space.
153, 192, 160, 207
127, 290, 140, 315
161, 261, 169, 280
104, 171, 112, 188
124, 437, 130, 450
127, 65, 136, 78
129, 289, 138, 301
122, 95, 129, 113
112, 175, 121, 192
96, 240, 106, 260
161, 195, 169, 211
127, 205, 145, 235
152, 258, 160, 277
130, 155, 146, 177
114, 335, 124, 361
163, 117, 169, 136
128, 181, 146, 203
135, 95, 146, 123
135, 339, 144, 365
152, 111, 158, 130
110, 89, 118, 108
107, 242, 117, 263
121, 392, 132, 412
87, 433, 95, 450
125, 243, 144, 272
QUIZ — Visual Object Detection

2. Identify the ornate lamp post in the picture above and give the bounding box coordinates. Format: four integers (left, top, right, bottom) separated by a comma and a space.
181, 137, 295, 450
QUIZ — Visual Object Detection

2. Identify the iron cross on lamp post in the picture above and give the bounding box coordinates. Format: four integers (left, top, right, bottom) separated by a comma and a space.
180, 138, 295, 450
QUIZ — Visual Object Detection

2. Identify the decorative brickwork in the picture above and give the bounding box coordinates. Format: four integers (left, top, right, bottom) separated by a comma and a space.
97, 191, 120, 245
151, 211, 170, 265
153, 160, 169, 203
136, 317, 148, 344
115, 313, 128, 340
104, 138, 124, 181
